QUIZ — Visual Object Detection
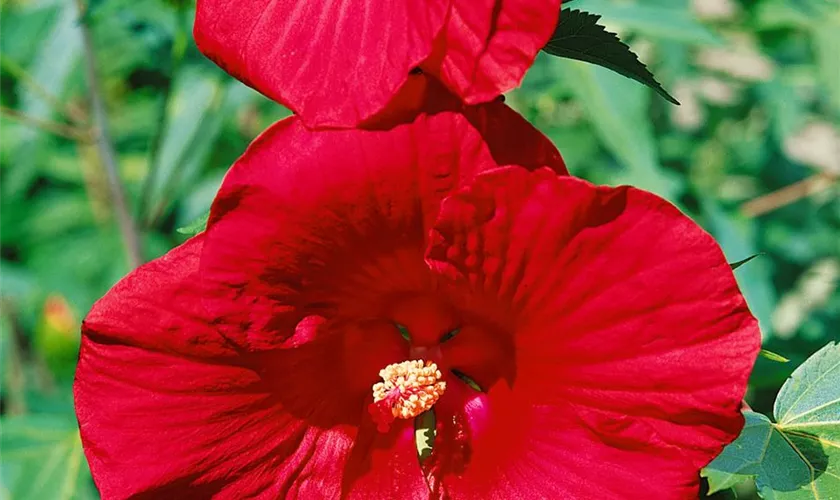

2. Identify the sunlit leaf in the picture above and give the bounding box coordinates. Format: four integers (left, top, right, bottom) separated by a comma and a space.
761, 349, 791, 363
703, 342, 840, 498
175, 210, 209, 236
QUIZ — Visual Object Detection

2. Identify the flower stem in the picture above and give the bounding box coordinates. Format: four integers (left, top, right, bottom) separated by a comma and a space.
0, 106, 90, 141
741, 174, 837, 217
74, 0, 143, 269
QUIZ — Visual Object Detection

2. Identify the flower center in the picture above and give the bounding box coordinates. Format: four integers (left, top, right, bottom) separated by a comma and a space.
368, 360, 446, 432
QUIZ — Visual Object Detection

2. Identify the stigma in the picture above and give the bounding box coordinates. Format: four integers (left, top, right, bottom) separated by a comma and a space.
368, 360, 446, 432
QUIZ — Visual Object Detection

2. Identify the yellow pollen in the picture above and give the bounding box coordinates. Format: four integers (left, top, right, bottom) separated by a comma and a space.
372, 360, 446, 420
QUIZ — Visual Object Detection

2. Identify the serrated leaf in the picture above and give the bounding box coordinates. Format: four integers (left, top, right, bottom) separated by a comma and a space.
703, 342, 840, 498
176, 211, 209, 236
543, 9, 679, 105
731, 254, 763, 271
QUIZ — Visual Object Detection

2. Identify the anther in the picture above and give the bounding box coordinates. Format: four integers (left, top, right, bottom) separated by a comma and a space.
368, 360, 446, 432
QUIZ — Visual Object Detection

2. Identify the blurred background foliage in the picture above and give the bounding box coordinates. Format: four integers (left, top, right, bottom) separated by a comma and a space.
0, 0, 837, 497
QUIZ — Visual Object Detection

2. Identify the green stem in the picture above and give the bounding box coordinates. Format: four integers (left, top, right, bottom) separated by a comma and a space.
74, 0, 143, 268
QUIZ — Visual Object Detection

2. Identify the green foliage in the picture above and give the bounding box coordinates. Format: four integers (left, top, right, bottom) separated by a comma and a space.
731, 254, 763, 271
703, 342, 840, 498
760, 349, 791, 363
563, 60, 679, 198
1, 415, 98, 499
543, 9, 679, 104
0, 0, 837, 499
175, 210, 209, 236
572, 0, 725, 46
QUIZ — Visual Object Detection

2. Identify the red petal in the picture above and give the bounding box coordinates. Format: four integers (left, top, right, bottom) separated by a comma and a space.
432, 383, 707, 498
73, 236, 413, 498
425, 168, 760, 497
343, 419, 430, 499
74, 236, 300, 498
200, 100, 565, 353
194, 0, 449, 128
424, 0, 561, 102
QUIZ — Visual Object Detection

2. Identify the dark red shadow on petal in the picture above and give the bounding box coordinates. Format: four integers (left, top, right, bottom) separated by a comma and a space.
255, 318, 408, 429
422, 379, 497, 498
359, 75, 444, 131
442, 321, 516, 392
361, 77, 567, 177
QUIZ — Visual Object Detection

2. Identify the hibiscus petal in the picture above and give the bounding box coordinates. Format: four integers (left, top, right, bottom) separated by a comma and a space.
75, 236, 294, 498
200, 99, 565, 353
434, 385, 706, 498
425, 168, 760, 497
425, 0, 562, 103
74, 236, 414, 498
194, 0, 449, 128
342, 419, 429, 499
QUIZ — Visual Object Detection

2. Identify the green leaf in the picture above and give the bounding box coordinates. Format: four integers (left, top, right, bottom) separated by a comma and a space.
0, 261, 37, 300
703, 202, 776, 338
452, 369, 483, 393
415, 410, 436, 462
543, 9, 679, 105
143, 73, 266, 225
703, 342, 840, 498
761, 349, 791, 363
143, 69, 225, 222
0, 415, 97, 500
1, 2, 82, 201
731, 254, 763, 271
812, 19, 840, 114
702, 411, 812, 494
176, 211, 209, 236
559, 60, 679, 200
775, 342, 840, 430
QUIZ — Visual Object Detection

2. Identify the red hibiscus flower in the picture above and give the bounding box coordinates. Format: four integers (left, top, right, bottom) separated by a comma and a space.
194, 0, 562, 128
74, 97, 759, 499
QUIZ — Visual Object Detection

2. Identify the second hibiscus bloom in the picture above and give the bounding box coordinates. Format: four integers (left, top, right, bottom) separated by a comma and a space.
75, 93, 759, 498
194, 0, 562, 128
